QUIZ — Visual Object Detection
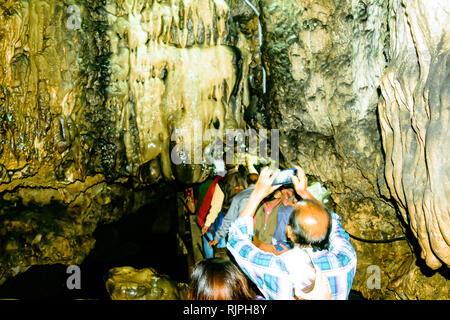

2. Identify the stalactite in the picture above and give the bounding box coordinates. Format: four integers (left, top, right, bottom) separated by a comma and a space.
105, 0, 249, 183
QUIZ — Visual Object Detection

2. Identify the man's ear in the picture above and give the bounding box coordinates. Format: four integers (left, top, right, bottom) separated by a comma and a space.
286, 225, 295, 242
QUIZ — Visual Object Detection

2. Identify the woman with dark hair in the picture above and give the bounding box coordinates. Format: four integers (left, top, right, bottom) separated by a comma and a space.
188, 257, 332, 300
187, 258, 254, 300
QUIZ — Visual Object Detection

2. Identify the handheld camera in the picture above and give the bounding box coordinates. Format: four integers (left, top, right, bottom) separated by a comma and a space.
272, 168, 298, 185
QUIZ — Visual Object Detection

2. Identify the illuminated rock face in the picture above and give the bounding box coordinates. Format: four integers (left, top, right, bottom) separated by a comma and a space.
378, 0, 449, 270
105, 0, 250, 184
0, 0, 250, 187
105, 266, 188, 300
0, 0, 252, 284
257, 0, 449, 299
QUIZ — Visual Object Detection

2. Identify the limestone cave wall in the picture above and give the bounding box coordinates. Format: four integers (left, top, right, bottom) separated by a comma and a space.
378, 0, 449, 271
250, 0, 449, 299
0, 0, 255, 286
0, 0, 448, 299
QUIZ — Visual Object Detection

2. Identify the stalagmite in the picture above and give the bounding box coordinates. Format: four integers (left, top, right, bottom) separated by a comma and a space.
105, 266, 188, 300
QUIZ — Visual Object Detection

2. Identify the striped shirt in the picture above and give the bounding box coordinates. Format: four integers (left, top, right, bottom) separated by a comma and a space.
227, 212, 357, 300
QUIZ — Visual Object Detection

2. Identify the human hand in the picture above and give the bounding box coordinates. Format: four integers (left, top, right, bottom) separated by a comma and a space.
209, 240, 218, 248
294, 266, 332, 300
252, 167, 281, 201
291, 166, 308, 197
184, 197, 196, 214
201, 225, 209, 235
258, 242, 279, 255
239, 168, 281, 219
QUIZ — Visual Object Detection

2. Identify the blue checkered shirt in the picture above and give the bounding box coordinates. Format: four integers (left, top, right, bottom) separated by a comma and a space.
227, 212, 357, 300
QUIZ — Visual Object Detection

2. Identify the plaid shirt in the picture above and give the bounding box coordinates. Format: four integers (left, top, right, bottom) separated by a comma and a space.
227, 212, 357, 300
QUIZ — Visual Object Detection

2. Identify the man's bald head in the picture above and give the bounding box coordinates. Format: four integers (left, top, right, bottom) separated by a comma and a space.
287, 200, 332, 251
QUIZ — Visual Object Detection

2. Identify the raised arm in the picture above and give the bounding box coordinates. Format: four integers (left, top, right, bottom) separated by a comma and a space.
291, 166, 321, 205
202, 184, 224, 235
327, 212, 357, 262
210, 191, 243, 246
239, 167, 281, 218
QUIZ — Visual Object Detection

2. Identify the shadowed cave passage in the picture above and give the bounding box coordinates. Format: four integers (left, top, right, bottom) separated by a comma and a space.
0, 0, 448, 300
0, 188, 190, 299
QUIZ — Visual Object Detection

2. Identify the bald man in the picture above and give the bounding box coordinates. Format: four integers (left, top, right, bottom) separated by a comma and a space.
227, 167, 357, 300
285, 200, 332, 251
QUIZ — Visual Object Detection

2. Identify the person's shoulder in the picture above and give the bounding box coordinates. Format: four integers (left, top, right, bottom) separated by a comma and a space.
279, 205, 294, 214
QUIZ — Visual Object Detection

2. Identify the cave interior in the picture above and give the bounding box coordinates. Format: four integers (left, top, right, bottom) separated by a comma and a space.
0, 0, 448, 300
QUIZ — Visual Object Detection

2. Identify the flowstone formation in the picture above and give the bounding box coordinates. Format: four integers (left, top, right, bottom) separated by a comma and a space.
376, 0, 449, 298
378, 0, 449, 270
105, 266, 188, 300
105, 0, 252, 184
0, 0, 256, 285
255, 0, 449, 299
0, 0, 252, 187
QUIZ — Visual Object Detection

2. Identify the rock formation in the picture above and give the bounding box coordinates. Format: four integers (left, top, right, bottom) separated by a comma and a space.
0, 0, 448, 299
105, 266, 188, 300
0, 0, 252, 187
0, 179, 169, 285
105, 0, 252, 184
0, 0, 251, 285
253, 0, 449, 299
378, 0, 449, 270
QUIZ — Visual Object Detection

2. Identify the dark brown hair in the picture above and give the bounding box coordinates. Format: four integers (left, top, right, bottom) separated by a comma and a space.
218, 171, 247, 214
187, 258, 253, 300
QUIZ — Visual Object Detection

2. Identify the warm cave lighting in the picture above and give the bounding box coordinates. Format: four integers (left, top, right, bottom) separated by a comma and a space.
0, 0, 448, 304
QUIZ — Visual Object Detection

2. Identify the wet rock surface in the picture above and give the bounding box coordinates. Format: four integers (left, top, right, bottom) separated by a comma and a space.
105, 266, 188, 300
255, 0, 449, 299
0, 0, 253, 187
0, 0, 448, 300
378, 0, 449, 270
